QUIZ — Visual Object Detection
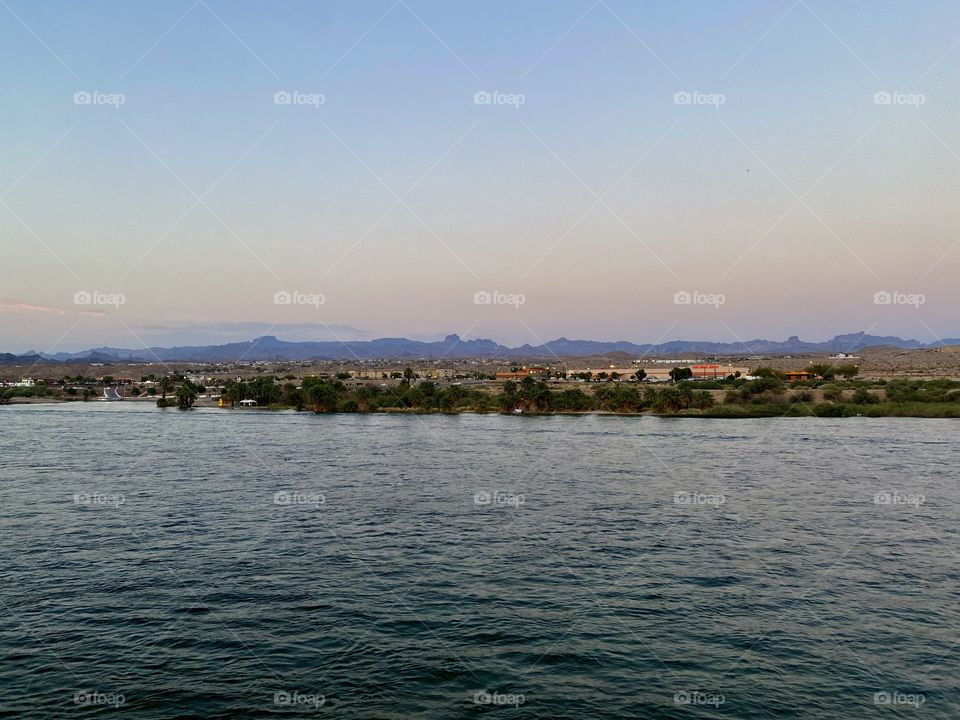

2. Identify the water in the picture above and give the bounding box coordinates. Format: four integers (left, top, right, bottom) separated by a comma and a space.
0, 403, 957, 718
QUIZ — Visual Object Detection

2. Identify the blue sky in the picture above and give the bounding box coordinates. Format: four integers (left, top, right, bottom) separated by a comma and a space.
2, 0, 960, 351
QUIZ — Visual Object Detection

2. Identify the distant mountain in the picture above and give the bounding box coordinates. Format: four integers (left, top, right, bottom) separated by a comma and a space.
0, 352, 43, 365
11, 331, 960, 363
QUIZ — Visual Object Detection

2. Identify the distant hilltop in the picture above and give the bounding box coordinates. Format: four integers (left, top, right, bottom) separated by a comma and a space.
3, 331, 959, 364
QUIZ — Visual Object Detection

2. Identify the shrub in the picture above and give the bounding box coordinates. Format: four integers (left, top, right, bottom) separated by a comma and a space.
338, 399, 360, 413
822, 384, 843, 401
813, 402, 843, 417
691, 390, 716, 410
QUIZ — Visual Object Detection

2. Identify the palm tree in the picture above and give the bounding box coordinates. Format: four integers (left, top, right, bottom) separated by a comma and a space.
158, 376, 174, 401
176, 383, 197, 409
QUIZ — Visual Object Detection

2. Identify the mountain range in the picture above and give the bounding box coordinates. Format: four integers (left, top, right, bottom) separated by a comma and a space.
3, 332, 959, 364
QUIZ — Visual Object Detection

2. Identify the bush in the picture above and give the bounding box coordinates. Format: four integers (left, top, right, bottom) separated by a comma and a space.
813, 402, 843, 417
691, 390, 716, 410
338, 399, 360, 413
557, 388, 593, 411
822, 384, 844, 401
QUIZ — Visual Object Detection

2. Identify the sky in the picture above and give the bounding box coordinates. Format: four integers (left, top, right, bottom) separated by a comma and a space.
2, 0, 959, 352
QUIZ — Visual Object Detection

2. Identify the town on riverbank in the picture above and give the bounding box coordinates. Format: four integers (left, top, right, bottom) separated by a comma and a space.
4, 347, 960, 417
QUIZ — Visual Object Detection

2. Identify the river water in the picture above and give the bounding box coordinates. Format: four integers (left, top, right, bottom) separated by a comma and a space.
0, 403, 956, 717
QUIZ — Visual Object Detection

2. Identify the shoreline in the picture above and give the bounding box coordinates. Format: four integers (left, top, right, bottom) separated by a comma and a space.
6, 375, 960, 418
5, 396, 960, 419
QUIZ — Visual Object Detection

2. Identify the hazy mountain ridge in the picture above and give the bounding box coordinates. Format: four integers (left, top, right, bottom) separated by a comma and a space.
4, 332, 958, 364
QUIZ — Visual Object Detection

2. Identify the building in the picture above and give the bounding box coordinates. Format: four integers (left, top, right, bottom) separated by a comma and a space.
783, 371, 815, 382
496, 367, 549, 380
570, 368, 642, 380
690, 364, 750, 379
691, 364, 723, 379
352, 369, 389, 380
421, 368, 454, 380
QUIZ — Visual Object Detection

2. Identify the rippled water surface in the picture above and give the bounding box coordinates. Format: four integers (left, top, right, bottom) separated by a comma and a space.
1, 403, 957, 718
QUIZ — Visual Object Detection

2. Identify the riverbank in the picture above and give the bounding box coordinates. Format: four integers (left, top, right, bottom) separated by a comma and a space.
9, 397, 960, 418
6, 377, 960, 418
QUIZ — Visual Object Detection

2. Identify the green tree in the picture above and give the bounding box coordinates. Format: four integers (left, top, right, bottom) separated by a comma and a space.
669, 367, 693, 383
557, 388, 592, 411
835, 364, 860, 380
807, 363, 836, 380
157, 376, 174, 401
176, 382, 198, 409
248, 376, 281, 406
307, 382, 340, 413
653, 387, 683, 413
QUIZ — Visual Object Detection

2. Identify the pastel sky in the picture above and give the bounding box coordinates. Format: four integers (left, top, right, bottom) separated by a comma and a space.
2, 0, 959, 352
